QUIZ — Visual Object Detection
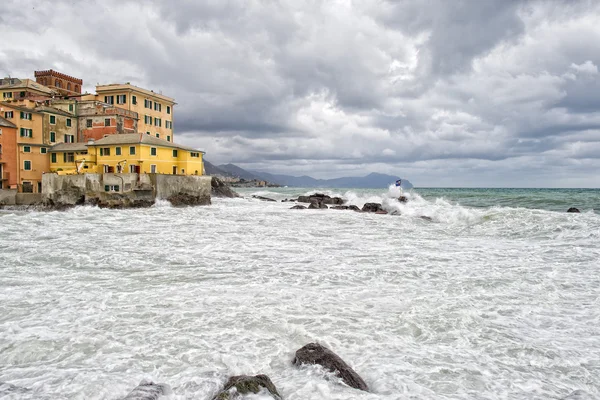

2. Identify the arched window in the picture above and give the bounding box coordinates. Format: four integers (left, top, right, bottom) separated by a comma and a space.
74, 85, 79, 93
67, 83, 71, 91
55, 79, 61, 88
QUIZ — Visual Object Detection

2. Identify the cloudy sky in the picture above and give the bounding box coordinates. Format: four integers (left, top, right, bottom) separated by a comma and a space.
2, 0, 600, 187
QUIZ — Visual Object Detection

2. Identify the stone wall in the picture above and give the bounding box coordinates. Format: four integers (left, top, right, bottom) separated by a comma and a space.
151, 174, 212, 200
0, 189, 17, 205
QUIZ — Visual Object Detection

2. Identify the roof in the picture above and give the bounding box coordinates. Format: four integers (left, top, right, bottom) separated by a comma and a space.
95, 83, 175, 103
49, 143, 88, 152
0, 78, 54, 95
91, 133, 204, 153
0, 116, 16, 128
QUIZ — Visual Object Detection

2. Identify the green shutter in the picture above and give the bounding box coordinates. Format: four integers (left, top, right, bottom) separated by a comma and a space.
105, 185, 109, 192
51, 153, 56, 163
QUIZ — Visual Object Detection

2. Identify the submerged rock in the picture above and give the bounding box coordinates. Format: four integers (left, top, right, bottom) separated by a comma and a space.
331, 205, 349, 210
252, 195, 277, 202
290, 205, 307, 209
121, 380, 171, 400
211, 176, 240, 198
293, 343, 369, 392
567, 207, 581, 213
375, 210, 388, 215
420, 215, 433, 221
212, 375, 281, 400
168, 192, 211, 206
361, 203, 382, 213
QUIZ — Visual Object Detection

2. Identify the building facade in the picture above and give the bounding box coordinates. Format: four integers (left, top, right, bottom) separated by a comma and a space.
0, 78, 55, 101
0, 116, 17, 189
34, 70, 82, 98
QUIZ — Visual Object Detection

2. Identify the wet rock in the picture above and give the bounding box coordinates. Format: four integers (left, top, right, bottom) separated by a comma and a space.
398, 195, 408, 203
567, 207, 581, 213
331, 205, 349, 210
308, 201, 328, 209
348, 205, 361, 212
252, 195, 277, 202
293, 343, 369, 392
298, 193, 344, 205
212, 375, 282, 400
361, 203, 382, 213
211, 176, 240, 198
168, 192, 211, 206
121, 380, 171, 400
290, 205, 307, 209
420, 215, 433, 221
85, 196, 155, 209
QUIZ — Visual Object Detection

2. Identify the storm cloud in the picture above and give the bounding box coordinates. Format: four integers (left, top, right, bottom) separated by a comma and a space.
2, 0, 600, 187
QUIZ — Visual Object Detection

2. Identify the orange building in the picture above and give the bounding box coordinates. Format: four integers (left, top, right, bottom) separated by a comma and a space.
34, 70, 82, 98
76, 101, 138, 142
0, 116, 17, 189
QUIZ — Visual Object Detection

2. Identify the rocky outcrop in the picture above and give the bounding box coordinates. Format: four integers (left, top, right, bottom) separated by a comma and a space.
290, 205, 307, 209
298, 193, 344, 205
212, 375, 282, 400
348, 205, 361, 212
567, 207, 580, 213
331, 205, 349, 210
293, 343, 368, 392
168, 192, 211, 206
252, 195, 277, 202
121, 380, 171, 400
211, 176, 240, 198
85, 194, 155, 209
361, 203, 382, 213
308, 201, 328, 209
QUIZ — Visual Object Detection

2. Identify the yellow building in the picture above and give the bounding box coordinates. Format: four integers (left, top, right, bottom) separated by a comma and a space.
49, 133, 204, 176
82, 83, 175, 142
0, 99, 79, 192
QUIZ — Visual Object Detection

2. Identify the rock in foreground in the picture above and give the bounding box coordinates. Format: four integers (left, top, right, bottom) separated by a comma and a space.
567, 207, 580, 213
121, 380, 171, 400
212, 375, 282, 400
361, 203, 383, 213
211, 176, 240, 198
293, 343, 368, 392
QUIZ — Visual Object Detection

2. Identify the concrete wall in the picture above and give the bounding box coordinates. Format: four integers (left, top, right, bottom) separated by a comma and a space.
0, 189, 17, 205
151, 174, 211, 199
0, 190, 42, 206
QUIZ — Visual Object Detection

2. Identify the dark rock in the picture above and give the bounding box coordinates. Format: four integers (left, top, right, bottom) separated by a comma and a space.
331, 205, 349, 210
281, 198, 295, 202
308, 201, 328, 209
211, 176, 240, 198
420, 215, 433, 221
212, 375, 281, 400
375, 210, 388, 215
348, 205, 361, 212
361, 203, 382, 212
121, 380, 170, 400
168, 193, 211, 206
294, 343, 368, 392
398, 195, 408, 203
298, 193, 344, 205
252, 195, 277, 202
290, 205, 307, 209
567, 207, 580, 213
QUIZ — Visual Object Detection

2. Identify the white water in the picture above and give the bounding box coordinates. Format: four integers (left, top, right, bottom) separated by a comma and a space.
1, 187, 599, 400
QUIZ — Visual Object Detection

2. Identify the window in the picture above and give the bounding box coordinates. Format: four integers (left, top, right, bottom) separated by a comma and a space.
132, 95, 137, 105
129, 165, 137, 173
86, 119, 92, 128
41, 148, 47, 154
117, 94, 126, 104
154, 118, 161, 127
104, 118, 110, 127
150, 147, 157, 156
23, 146, 31, 153
49, 115, 56, 124
100, 147, 111, 156
64, 134, 74, 143
3, 92, 13, 99
21, 112, 33, 120
144, 99, 152, 109
129, 146, 136, 155
144, 115, 152, 124
190, 152, 200, 158
20, 128, 33, 137
104, 185, 120, 192
166, 106, 171, 114
24, 160, 31, 170
166, 135, 171, 142
166, 121, 173, 129
172, 149, 178, 157
146, 131, 150, 135
154, 102, 162, 112
66, 118, 72, 127
51, 153, 57, 163
69, 104, 74, 112
115, 147, 122, 156
64, 153, 75, 162
50, 132, 56, 142
19, 91, 26, 98
150, 164, 157, 173
4, 111, 13, 119
156, 133, 160, 138
104, 96, 114, 105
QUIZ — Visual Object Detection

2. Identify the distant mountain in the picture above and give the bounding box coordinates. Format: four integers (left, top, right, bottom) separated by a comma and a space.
203, 160, 233, 177
253, 171, 413, 189
217, 163, 265, 181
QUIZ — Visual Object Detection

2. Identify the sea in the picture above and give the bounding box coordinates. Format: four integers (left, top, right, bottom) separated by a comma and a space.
0, 187, 598, 400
